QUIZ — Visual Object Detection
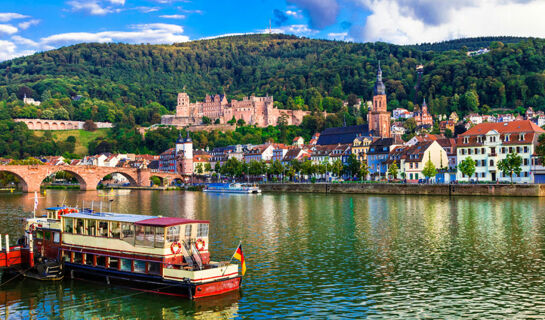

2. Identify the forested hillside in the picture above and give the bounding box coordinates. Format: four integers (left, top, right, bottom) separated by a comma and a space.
1, 34, 544, 128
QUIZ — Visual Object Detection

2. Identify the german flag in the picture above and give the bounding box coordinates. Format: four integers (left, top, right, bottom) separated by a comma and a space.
233, 244, 246, 276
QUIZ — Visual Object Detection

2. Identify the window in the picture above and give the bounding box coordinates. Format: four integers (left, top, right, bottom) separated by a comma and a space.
96, 256, 107, 268
155, 228, 165, 248
516, 147, 521, 153
481, 148, 485, 154
463, 137, 469, 144
74, 252, 83, 264
524, 158, 529, 166
481, 160, 486, 166
168, 226, 181, 242
36, 231, 43, 240
86, 219, 95, 236
110, 222, 121, 239
501, 147, 506, 154
134, 260, 146, 273
62, 250, 70, 262
468, 149, 473, 155
490, 160, 494, 166
505, 135, 510, 142
64, 218, 73, 233
109, 257, 119, 270
98, 221, 108, 237
85, 253, 94, 265
524, 146, 529, 153
197, 224, 209, 238
461, 149, 466, 155
121, 223, 134, 242
76, 219, 85, 235
120, 259, 132, 272
44, 231, 51, 241
148, 262, 161, 275
482, 172, 486, 178
475, 148, 480, 155
509, 147, 513, 153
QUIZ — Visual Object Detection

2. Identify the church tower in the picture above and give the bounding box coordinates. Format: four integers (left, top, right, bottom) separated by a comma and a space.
175, 132, 194, 175
368, 62, 391, 138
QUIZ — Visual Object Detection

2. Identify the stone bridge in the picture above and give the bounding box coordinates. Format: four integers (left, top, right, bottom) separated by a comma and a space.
0, 165, 184, 192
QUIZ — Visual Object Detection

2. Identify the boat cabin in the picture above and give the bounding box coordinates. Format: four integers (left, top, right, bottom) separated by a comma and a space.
60, 212, 212, 276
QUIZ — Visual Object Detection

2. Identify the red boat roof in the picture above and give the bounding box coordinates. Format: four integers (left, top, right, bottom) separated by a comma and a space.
135, 217, 209, 227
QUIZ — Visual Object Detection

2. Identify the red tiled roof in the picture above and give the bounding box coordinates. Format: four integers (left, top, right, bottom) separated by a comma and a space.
461, 120, 545, 136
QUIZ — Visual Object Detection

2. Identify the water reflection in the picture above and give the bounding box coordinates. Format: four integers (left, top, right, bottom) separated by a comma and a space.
1, 190, 545, 318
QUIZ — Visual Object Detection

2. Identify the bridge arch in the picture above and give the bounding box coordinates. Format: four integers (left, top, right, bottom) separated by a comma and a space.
97, 171, 138, 187
0, 170, 29, 192
42, 168, 87, 190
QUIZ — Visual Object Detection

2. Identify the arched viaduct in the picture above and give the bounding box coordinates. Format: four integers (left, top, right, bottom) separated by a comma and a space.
0, 165, 184, 192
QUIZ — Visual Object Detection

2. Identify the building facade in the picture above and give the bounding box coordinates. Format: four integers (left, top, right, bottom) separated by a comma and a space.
367, 64, 391, 138
455, 120, 545, 183
161, 93, 311, 128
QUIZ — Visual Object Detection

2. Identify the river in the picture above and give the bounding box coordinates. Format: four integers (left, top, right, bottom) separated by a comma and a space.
1, 190, 545, 319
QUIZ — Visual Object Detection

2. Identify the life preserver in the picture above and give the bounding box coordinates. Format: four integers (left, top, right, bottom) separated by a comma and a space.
70, 209, 77, 213
171, 242, 181, 255
28, 223, 36, 232
196, 239, 206, 251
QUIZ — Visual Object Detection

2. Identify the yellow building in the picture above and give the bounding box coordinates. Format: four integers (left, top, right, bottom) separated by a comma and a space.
351, 136, 375, 162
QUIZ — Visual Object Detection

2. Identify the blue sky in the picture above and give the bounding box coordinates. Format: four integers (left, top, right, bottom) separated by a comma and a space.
2, 0, 545, 61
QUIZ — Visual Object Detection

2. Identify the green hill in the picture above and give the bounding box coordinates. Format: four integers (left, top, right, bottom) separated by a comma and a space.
0, 34, 544, 127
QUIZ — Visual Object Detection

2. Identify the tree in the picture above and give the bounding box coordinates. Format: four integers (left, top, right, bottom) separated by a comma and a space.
237, 118, 245, 126
536, 134, 545, 164
346, 154, 361, 178
388, 161, 399, 180
195, 163, 203, 174
331, 159, 343, 178
83, 119, 97, 131
497, 153, 523, 184
204, 162, 212, 173
422, 153, 437, 181
458, 157, 476, 180
359, 161, 369, 181
403, 118, 417, 133
202, 116, 212, 124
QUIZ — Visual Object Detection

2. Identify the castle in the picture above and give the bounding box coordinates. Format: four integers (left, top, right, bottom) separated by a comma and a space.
161, 93, 312, 127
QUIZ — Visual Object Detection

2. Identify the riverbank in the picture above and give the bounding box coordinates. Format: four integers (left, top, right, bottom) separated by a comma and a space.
260, 183, 545, 197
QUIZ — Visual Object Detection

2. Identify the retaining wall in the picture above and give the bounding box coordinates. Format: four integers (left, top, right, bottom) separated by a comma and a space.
260, 183, 545, 197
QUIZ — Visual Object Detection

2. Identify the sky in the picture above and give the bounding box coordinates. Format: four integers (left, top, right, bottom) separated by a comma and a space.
2, 0, 545, 61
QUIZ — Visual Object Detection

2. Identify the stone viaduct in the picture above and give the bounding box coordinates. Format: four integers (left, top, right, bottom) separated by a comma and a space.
0, 165, 184, 192
14, 119, 113, 131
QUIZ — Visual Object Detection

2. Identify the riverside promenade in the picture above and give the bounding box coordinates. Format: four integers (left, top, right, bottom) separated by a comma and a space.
259, 182, 545, 197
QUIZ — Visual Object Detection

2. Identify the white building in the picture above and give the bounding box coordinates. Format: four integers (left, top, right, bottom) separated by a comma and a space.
456, 120, 545, 183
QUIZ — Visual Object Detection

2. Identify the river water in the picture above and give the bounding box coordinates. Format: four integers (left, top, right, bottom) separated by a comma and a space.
1, 190, 545, 319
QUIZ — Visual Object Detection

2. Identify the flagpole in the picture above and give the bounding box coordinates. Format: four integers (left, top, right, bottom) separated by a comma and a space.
222, 240, 241, 276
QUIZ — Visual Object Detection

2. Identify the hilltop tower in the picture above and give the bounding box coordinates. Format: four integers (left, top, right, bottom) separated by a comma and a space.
368, 62, 391, 138
176, 93, 190, 117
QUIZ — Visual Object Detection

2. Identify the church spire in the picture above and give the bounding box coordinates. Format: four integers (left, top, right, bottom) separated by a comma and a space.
374, 61, 386, 96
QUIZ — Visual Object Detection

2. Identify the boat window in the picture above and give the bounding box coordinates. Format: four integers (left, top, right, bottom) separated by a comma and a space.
74, 252, 83, 264
44, 231, 51, 241
64, 218, 73, 233
121, 223, 135, 244
110, 222, 121, 239
185, 225, 192, 238
62, 250, 70, 262
109, 257, 119, 270
135, 225, 146, 246
85, 253, 94, 265
167, 226, 180, 243
120, 259, 132, 272
87, 220, 96, 236
96, 256, 107, 268
98, 221, 108, 237
154, 227, 165, 248
134, 260, 146, 273
53, 232, 60, 243
148, 262, 161, 275
197, 224, 209, 238
76, 219, 85, 235
144, 226, 154, 247
36, 231, 43, 240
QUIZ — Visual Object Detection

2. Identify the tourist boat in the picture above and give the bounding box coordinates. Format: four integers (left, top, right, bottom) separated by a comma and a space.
3, 207, 243, 299
203, 183, 261, 194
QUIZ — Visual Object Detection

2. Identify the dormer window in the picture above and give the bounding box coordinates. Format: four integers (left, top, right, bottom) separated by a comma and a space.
463, 137, 469, 144
519, 133, 525, 141
504, 134, 510, 142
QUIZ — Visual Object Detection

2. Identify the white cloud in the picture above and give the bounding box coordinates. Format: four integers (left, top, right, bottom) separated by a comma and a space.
266, 24, 318, 35
354, 0, 545, 44
18, 19, 40, 30
0, 40, 34, 61
285, 10, 302, 18
67, 0, 122, 15
0, 13, 29, 22
41, 23, 189, 45
159, 14, 186, 19
11, 35, 39, 47
108, 0, 125, 4
0, 24, 18, 35
328, 32, 350, 41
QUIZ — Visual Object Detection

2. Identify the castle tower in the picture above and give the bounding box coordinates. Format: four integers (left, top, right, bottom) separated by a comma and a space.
176, 132, 194, 175
176, 93, 190, 117
368, 62, 391, 138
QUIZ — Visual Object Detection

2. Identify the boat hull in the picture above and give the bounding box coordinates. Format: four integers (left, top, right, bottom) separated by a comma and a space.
203, 189, 261, 194
65, 263, 242, 299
